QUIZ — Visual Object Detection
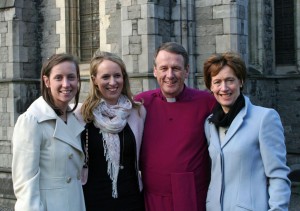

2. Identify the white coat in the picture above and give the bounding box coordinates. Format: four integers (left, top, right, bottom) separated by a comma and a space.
12, 97, 86, 211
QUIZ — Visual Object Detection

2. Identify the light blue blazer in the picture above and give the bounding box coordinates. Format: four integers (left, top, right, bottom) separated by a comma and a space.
204, 96, 291, 211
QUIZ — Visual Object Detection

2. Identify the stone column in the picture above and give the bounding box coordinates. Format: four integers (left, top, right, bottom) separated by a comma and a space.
121, 0, 159, 94
215, 0, 248, 64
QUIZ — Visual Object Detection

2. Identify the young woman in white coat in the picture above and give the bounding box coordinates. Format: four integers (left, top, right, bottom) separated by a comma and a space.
74, 51, 146, 211
203, 52, 291, 211
12, 53, 86, 211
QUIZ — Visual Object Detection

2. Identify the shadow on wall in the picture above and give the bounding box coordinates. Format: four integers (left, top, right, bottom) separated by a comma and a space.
288, 165, 300, 211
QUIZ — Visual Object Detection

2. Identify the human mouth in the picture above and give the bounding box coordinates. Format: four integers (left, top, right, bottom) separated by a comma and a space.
164, 80, 176, 85
219, 93, 231, 97
107, 87, 118, 92
60, 90, 71, 94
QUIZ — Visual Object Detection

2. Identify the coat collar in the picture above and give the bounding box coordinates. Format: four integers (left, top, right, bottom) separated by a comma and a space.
209, 95, 252, 149
27, 97, 84, 152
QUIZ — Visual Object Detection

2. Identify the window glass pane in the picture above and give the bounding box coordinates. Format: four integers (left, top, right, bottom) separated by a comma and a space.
80, 0, 99, 62
274, 0, 295, 65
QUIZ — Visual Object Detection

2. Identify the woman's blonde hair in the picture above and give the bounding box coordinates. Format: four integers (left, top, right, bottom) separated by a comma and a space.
81, 51, 140, 122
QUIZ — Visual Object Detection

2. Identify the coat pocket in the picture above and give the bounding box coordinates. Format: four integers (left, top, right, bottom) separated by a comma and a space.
235, 203, 253, 211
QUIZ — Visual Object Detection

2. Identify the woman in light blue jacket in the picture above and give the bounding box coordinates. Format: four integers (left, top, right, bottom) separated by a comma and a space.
12, 54, 86, 211
203, 52, 291, 211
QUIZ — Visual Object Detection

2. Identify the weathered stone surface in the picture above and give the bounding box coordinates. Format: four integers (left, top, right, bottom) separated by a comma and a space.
0, 0, 299, 210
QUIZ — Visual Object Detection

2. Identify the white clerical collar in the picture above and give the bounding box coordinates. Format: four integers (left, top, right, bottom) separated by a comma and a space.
166, 98, 176, 103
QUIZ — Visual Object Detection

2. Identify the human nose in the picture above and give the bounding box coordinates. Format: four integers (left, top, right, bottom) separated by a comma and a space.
166, 68, 174, 78
109, 76, 117, 85
220, 81, 228, 91
62, 78, 70, 87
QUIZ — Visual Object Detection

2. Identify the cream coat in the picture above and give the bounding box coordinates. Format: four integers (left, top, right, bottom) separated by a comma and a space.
12, 97, 86, 211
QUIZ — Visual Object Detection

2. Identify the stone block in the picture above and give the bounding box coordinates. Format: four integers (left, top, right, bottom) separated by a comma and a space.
22, 8, 37, 22
4, 8, 15, 21
121, 0, 132, 7
137, 0, 149, 4
128, 5, 141, 19
122, 55, 134, 73
122, 36, 130, 55
141, 4, 155, 19
223, 18, 238, 34
6, 99, 13, 113
196, 6, 213, 21
8, 46, 28, 63
0, 47, 8, 63
56, 0, 66, 8
196, 43, 216, 55
121, 6, 128, 20
171, 5, 180, 21
138, 34, 157, 73
0, 112, 9, 127
138, 18, 157, 35
0, 22, 8, 33
122, 20, 133, 36
0, 98, 4, 112
0, 12, 4, 21
0, 83, 8, 98
213, 4, 238, 19
7, 126, 14, 139
129, 35, 141, 44
196, 24, 223, 36
197, 35, 216, 45
0, 154, 12, 168
195, 0, 222, 7
129, 44, 141, 55
216, 34, 238, 53
157, 6, 165, 19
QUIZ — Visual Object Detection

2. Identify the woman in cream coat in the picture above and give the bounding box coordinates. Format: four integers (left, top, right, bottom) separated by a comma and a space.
12, 54, 86, 211
75, 51, 146, 210
203, 52, 291, 211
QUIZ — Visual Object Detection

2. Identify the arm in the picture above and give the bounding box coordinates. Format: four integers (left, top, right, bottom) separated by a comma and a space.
259, 109, 291, 211
12, 113, 44, 211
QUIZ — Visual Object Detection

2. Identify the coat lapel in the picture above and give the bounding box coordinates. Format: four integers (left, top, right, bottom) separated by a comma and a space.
209, 123, 222, 152
53, 112, 84, 152
220, 97, 249, 148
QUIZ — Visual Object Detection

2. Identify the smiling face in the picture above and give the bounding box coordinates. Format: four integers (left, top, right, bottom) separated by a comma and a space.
43, 61, 79, 112
93, 59, 124, 105
154, 50, 189, 98
210, 65, 242, 113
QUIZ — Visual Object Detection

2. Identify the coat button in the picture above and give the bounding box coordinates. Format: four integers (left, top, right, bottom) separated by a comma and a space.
66, 177, 72, 183
68, 153, 73, 159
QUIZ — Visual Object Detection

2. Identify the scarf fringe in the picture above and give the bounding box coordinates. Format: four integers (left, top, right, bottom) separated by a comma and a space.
102, 134, 119, 198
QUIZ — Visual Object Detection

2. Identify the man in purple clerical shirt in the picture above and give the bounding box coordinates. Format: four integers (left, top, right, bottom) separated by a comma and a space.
135, 42, 216, 211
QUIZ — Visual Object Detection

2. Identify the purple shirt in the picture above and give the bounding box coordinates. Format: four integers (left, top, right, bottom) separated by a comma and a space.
135, 86, 216, 211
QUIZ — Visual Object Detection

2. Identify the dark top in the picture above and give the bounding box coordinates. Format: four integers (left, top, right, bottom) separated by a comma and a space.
82, 123, 144, 211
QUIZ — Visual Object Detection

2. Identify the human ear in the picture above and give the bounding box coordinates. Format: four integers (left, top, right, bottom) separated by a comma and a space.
43, 75, 50, 88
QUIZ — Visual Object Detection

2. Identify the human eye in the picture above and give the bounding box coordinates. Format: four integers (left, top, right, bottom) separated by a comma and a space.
114, 73, 122, 78
173, 66, 182, 72
226, 78, 235, 84
68, 74, 77, 80
159, 66, 168, 72
213, 80, 221, 85
54, 75, 62, 80
101, 74, 110, 80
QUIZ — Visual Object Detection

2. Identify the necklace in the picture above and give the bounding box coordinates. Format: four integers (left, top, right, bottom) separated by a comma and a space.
119, 130, 125, 170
